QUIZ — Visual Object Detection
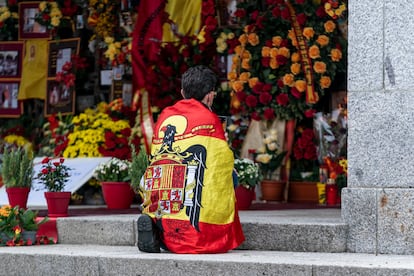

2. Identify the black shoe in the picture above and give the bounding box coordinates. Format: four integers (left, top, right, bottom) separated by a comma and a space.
137, 214, 160, 253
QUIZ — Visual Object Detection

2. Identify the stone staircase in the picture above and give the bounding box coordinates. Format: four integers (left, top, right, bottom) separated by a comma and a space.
0, 208, 414, 275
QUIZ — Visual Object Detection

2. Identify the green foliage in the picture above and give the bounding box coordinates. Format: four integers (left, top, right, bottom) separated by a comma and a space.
18, 208, 48, 231
129, 145, 149, 193
1, 147, 34, 188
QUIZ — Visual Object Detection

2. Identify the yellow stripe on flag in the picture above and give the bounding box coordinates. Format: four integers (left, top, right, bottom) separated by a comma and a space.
18, 40, 49, 100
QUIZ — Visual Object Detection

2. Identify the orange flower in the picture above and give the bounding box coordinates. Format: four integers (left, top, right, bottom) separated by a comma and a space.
290, 63, 301, 75
234, 45, 243, 56
320, 76, 332, 88
248, 33, 260, 46
248, 77, 259, 88
303, 27, 315, 40
282, 73, 295, 87
269, 47, 278, 58
308, 45, 320, 59
261, 46, 271, 57
295, 80, 307, 92
324, 20, 336, 33
270, 58, 279, 69
278, 47, 290, 58
330, 48, 342, 62
291, 52, 301, 63
242, 50, 251, 60
238, 34, 248, 45
239, 72, 251, 82
313, 61, 327, 74
228, 71, 238, 81
272, 36, 283, 47
316, 35, 330, 47
241, 59, 250, 70
232, 80, 245, 92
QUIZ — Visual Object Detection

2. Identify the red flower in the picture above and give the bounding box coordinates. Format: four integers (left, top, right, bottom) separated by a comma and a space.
276, 93, 289, 106
245, 95, 258, 107
304, 109, 316, 118
259, 92, 272, 105
263, 108, 275, 120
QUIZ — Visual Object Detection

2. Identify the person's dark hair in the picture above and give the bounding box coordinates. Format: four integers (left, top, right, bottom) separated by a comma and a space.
181, 65, 218, 101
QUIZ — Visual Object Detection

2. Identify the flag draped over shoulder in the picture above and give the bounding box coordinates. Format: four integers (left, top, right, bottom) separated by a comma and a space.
141, 99, 245, 254
18, 39, 48, 100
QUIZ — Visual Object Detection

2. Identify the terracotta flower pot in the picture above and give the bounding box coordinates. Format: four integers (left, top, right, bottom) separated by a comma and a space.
260, 180, 285, 201
44, 191, 71, 217
101, 182, 134, 209
288, 181, 318, 203
6, 187, 30, 209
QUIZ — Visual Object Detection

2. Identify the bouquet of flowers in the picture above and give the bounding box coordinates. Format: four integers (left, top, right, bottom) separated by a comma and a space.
234, 158, 261, 189
94, 157, 130, 182
254, 128, 286, 180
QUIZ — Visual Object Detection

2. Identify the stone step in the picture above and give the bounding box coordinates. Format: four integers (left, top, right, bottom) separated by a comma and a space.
56, 209, 347, 253
1, 244, 414, 275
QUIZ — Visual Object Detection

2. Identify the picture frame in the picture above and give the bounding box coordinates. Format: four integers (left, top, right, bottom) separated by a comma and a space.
44, 79, 75, 116
48, 38, 80, 77
111, 79, 132, 107
18, 2, 50, 40
0, 82, 23, 118
0, 42, 23, 79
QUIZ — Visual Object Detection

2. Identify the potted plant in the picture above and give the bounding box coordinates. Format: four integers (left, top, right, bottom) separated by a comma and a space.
0, 205, 48, 246
129, 145, 149, 196
234, 158, 261, 210
94, 157, 134, 209
36, 157, 72, 217
1, 146, 34, 209
254, 129, 286, 201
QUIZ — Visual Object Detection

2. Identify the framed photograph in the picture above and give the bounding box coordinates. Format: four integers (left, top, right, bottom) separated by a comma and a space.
111, 80, 132, 107
45, 79, 75, 116
0, 42, 23, 79
18, 2, 50, 40
48, 38, 80, 77
0, 82, 23, 117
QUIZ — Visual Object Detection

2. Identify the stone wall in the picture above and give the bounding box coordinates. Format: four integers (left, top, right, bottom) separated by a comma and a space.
343, 0, 414, 254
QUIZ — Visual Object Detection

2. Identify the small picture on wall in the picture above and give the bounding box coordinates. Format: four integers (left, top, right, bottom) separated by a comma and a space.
18, 2, 50, 39
45, 80, 75, 116
0, 42, 23, 78
0, 82, 23, 117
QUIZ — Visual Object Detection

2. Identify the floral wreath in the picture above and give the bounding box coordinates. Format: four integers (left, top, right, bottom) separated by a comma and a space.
225, 0, 347, 121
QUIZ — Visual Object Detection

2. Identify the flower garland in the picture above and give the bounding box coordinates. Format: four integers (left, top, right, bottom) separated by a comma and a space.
226, 0, 347, 121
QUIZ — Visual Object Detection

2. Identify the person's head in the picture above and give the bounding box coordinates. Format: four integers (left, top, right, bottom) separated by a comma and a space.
181, 65, 218, 101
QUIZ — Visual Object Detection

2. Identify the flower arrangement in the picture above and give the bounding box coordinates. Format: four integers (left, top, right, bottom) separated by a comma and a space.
290, 125, 318, 181
87, 0, 118, 40
0, 205, 48, 246
35, 1, 63, 32
0, 4, 18, 41
94, 157, 130, 182
234, 158, 261, 189
38, 113, 73, 157
324, 0, 347, 20
254, 128, 286, 180
1, 146, 34, 188
56, 61, 76, 93
36, 157, 71, 192
62, 100, 141, 160
103, 36, 132, 68
226, 0, 347, 121
226, 114, 250, 157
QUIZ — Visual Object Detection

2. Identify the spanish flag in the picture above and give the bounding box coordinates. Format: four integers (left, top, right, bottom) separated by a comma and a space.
141, 99, 245, 253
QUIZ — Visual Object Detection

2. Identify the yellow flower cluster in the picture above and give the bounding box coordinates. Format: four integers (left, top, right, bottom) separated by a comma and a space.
38, 1, 62, 27
62, 102, 131, 158
0, 6, 17, 23
87, 0, 118, 39
324, 2, 346, 19
216, 31, 235, 53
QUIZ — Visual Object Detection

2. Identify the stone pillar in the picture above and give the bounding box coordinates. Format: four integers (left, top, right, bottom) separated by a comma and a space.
343, 0, 414, 254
